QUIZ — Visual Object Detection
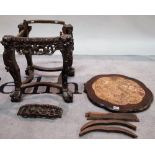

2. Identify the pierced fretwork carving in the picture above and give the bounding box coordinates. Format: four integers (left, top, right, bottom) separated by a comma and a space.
1, 19, 75, 103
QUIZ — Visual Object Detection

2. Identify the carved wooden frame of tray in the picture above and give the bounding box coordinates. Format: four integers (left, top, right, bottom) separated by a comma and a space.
84, 74, 153, 112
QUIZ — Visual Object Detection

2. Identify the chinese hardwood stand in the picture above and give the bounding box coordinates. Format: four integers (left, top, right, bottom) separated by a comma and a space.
1, 20, 75, 103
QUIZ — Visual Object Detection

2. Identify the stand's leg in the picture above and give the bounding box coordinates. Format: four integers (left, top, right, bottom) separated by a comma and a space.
24, 52, 34, 75
3, 47, 22, 102
62, 24, 75, 77
67, 48, 75, 77
61, 50, 73, 103
18, 20, 33, 76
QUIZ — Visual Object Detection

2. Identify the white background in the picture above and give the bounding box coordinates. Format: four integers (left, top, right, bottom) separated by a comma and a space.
0, 15, 155, 55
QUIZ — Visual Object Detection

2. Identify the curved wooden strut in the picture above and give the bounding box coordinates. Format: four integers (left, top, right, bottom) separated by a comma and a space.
79, 125, 137, 138
80, 120, 137, 131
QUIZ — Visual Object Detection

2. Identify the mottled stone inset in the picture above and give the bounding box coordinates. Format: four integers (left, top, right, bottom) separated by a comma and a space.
92, 76, 145, 105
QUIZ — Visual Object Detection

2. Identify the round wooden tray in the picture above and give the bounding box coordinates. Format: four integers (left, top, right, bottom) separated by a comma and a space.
85, 74, 153, 112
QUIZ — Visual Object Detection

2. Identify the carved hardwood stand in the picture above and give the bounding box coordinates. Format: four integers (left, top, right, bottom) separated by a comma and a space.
1, 20, 75, 103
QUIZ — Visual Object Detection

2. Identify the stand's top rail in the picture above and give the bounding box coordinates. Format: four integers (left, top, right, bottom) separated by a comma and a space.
1, 34, 72, 45
25, 20, 65, 25
16, 20, 73, 37
1, 34, 74, 55
0, 19, 74, 55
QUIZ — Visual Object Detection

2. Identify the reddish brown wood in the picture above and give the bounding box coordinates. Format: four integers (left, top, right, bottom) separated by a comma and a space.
80, 120, 136, 131
85, 74, 153, 112
85, 112, 139, 122
79, 125, 137, 138
33, 65, 62, 72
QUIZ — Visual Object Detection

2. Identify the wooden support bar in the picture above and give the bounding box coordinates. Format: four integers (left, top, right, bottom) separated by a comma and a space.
33, 65, 62, 72
85, 112, 139, 122
26, 20, 65, 25
21, 82, 62, 89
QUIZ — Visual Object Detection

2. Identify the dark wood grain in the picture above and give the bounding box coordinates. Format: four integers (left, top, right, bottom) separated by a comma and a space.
79, 125, 137, 138
85, 74, 153, 112
85, 112, 139, 122
80, 120, 136, 131
17, 104, 63, 119
1, 19, 75, 103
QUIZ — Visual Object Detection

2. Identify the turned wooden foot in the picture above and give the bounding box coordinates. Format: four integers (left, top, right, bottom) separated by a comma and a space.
10, 89, 22, 102
62, 89, 73, 103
